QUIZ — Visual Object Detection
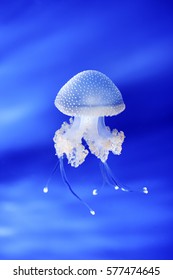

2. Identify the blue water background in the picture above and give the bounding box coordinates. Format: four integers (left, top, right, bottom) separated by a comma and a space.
0, 0, 173, 259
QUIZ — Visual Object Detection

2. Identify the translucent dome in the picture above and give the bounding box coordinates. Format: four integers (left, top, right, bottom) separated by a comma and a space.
55, 70, 125, 117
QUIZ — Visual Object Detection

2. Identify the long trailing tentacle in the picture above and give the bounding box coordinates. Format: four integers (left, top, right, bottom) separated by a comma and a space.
101, 161, 119, 187
93, 160, 148, 195
92, 161, 110, 195
59, 157, 95, 215
92, 160, 118, 195
103, 161, 130, 192
43, 160, 59, 193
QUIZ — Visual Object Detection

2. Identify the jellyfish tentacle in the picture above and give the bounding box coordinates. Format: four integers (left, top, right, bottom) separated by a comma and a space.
102, 161, 134, 192
92, 161, 115, 195
92, 161, 118, 195
43, 161, 59, 193
102, 161, 130, 192
59, 157, 95, 215
100, 161, 148, 194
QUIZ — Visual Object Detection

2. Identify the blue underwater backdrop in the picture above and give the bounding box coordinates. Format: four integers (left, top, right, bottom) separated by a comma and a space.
0, 0, 173, 260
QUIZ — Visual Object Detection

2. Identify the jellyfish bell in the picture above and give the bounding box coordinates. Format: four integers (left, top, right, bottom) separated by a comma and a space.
55, 70, 125, 117
54, 70, 125, 168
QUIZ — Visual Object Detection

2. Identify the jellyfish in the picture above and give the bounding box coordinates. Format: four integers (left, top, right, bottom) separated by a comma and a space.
51, 70, 147, 214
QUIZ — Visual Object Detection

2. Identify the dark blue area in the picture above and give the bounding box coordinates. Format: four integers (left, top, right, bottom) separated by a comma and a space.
0, 0, 173, 260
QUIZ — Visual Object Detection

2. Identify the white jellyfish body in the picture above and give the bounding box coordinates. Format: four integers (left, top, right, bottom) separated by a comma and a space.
53, 70, 125, 167
52, 70, 147, 214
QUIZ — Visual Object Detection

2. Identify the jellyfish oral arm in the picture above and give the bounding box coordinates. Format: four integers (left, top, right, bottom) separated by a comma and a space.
53, 115, 125, 167
53, 117, 89, 168
83, 116, 125, 162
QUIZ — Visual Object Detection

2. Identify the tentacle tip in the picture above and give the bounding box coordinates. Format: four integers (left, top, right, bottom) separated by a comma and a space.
143, 187, 149, 194
90, 210, 96, 215
43, 186, 49, 193
114, 185, 119, 190
121, 187, 129, 192
92, 189, 98, 195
